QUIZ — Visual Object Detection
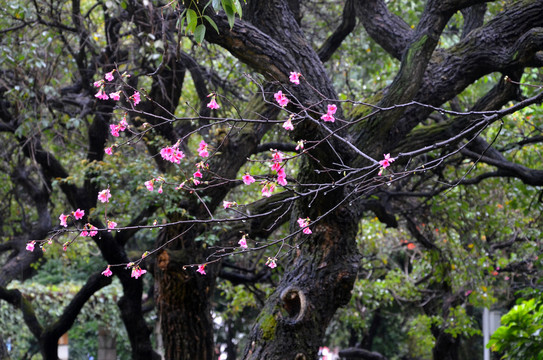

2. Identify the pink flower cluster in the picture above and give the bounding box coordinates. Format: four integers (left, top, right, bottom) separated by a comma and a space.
261, 183, 276, 197
131, 266, 147, 279
193, 162, 207, 186
297, 217, 312, 234
145, 179, 155, 192
110, 116, 128, 137
94, 70, 115, 100
160, 144, 185, 164
59, 208, 85, 227
102, 263, 147, 279
289, 72, 301, 85
81, 223, 98, 237
93, 71, 140, 106
130, 91, 141, 106
321, 104, 337, 122
198, 140, 209, 157
274, 91, 289, 107
271, 150, 287, 187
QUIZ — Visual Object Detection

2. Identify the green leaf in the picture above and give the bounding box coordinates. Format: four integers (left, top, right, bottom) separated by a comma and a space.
233, 0, 242, 17
194, 24, 206, 44
186, 8, 198, 34
203, 15, 219, 34
221, 0, 235, 29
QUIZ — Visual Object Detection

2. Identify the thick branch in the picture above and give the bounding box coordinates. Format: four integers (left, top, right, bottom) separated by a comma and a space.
338, 348, 389, 360
0, 287, 43, 339
355, 0, 412, 60
317, 0, 357, 63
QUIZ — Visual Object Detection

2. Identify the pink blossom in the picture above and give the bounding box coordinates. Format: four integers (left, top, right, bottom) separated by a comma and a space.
26, 241, 35, 252
80, 230, 88, 237
379, 153, 395, 169
107, 220, 117, 231
175, 181, 186, 190
171, 148, 184, 163
327, 104, 337, 115
109, 91, 121, 101
102, 266, 113, 277
194, 170, 203, 178
145, 180, 154, 191
160, 147, 174, 160
95, 89, 109, 100
297, 217, 312, 234
93, 80, 104, 88
59, 213, 69, 227
289, 72, 301, 85
295, 140, 304, 151
261, 183, 275, 197
272, 151, 284, 163
193, 178, 201, 186
104, 147, 113, 155
87, 225, 98, 237
238, 235, 248, 249
131, 266, 147, 279
277, 175, 287, 186
207, 97, 220, 110
274, 91, 289, 107
160, 146, 185, 164
119, 117, 127, 131
242, 173, 255, 185
270, 162, 282, 172
105, 70, 115, 81
198, 140, 209, 157
283, 117, 294, 131
223, 201, 236, 209
266, 257, 277, 269
73, 209, 85, 220
158, 185, 163, 194
98, 189, 111, 203
197, 264, 206, 275
110, 124, 120, 137
131, 91, 141, 106
321, 112, 335, 122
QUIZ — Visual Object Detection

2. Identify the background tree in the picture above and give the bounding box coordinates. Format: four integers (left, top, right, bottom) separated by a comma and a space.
1, 0, 543, 360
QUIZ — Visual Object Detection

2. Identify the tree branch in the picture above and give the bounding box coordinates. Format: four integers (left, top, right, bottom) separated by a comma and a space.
317, 0, 357, 63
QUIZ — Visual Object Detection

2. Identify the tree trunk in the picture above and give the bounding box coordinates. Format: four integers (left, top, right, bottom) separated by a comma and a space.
244, 196, 360, 359
155, 228, 217, 360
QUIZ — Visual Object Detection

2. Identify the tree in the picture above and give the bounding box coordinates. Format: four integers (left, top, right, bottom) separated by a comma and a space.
1, 0, 543, 359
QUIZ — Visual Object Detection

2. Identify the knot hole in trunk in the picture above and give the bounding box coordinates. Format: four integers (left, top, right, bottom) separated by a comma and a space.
280, 287, 306, 323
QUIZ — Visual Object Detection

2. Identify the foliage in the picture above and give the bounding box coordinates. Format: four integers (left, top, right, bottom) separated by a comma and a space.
488, 296, 543, 360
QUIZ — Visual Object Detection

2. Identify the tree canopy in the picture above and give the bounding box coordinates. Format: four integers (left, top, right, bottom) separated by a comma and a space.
1, 0, 543, 359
